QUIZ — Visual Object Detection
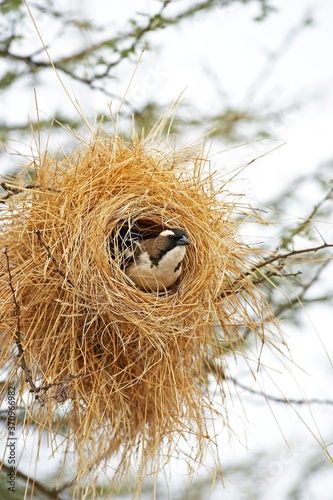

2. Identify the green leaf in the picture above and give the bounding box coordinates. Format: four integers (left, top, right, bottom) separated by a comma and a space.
0, 0, 23, 15
0, 71, 18, 89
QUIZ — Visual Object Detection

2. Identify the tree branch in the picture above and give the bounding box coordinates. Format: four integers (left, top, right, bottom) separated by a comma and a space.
227, 376, 333, 406
3, 245, 81, 405
272, 259, 332, 318
3, 246, 37, 393
1, 462, 68, 499
280, 186, 333, 248
0, 182, 59, 203
34, 229, 75, 288
253, 242, 333, 272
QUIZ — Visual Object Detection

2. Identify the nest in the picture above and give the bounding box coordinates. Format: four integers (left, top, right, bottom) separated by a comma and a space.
0, 126, 275, 493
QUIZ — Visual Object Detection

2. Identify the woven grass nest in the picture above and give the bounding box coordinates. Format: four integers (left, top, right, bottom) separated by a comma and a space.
0, 124, 275, 491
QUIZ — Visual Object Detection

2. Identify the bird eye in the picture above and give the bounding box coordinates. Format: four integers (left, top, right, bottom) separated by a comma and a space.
167, 234, 175, 240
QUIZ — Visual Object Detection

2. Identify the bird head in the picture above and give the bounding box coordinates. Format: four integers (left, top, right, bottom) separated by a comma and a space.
124, 227, 190, 291
155, 228, 190, 253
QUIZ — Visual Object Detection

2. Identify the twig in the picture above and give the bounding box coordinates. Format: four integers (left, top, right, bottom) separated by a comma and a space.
250, 242, 333, 274
0, 182, 58, 203
34, 230, 75, 288
220, 241, 332, 300
272, 259, 331, 318
227, 376, 333, 406
38, 372, 84, 405
252, 269, 302, 286
3, 246, 80, 405
1, 463, 67, 499
0, 182, 22, 201
3, 246, 37, 393
281, 186, 333, 247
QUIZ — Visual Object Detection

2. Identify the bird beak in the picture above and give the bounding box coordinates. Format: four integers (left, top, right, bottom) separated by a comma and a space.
176, 235, 190, 246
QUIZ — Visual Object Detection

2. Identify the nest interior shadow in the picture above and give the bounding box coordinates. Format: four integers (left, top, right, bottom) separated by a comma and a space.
107, 217, 163, 267
0, 129, 274, 488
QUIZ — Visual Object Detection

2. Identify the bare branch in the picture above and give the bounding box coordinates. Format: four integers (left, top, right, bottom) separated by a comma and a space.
34, 230, 75, 288
3, 246, 82, 405
251, 269, 302, 286
227, 376, 333, 406
1, 462, 68, 499
251, 241, 333, 274
0, 182, 59, 203
3, 246, 37, 393
281, 186, 333, 247
38, 372, 84, 405
0, 181, 22, 201
220, 242, 332, 301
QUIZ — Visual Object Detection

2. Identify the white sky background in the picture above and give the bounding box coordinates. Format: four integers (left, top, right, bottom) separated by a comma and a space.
1, 0, 333, 498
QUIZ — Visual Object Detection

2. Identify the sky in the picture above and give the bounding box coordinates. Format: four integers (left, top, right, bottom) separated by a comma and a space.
1, 0, 333, 498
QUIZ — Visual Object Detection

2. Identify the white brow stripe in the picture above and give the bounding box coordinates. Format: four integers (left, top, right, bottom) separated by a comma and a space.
159, 229, 174, 237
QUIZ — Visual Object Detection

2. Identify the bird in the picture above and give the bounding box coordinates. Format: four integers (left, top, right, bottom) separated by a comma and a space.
124, 228, 190, 292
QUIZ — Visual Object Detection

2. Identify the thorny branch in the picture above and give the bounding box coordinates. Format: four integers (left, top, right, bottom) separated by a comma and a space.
37, 372, 84, 405
0, 182, 22, 200
1, 462, 65, 499
34, 229, 75, 288
220, 242, 333, 300
282, 186, 333, 246
0, 0, 223, 102
272, 259, 332, 318
251, 268, 302, 286
250, 241, 333, 275
220, 186, 333, 300
268, 179, 333, 250
227, 376, 333, 406
0, 181, 58, 202
4, 246, 81, 405
3, 245, 37, 393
